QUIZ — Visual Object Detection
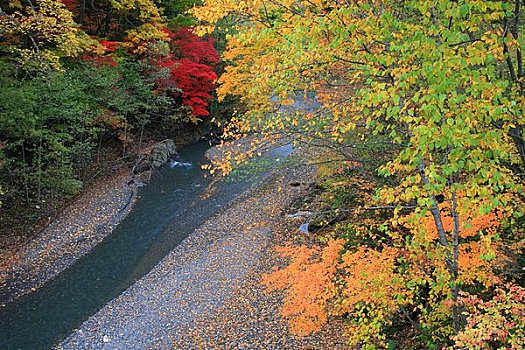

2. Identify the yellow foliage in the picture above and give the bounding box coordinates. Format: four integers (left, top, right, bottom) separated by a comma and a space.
193, 0, 525, 347
123, 22, 170, 54
0, 0, 97, 69
110, 0, 162, 21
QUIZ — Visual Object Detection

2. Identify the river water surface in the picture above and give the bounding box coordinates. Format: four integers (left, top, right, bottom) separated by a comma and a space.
0, 142, 264, 350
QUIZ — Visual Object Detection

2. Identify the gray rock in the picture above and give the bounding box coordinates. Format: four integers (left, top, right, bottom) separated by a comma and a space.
150, 139, 177, 169
133, 139, 178, 174
299, 222, 310, 234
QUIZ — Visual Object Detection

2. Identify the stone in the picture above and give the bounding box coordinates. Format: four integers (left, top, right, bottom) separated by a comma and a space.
149, 139, 177, 169
134, 139, 178, 174
299, 222, 310, 234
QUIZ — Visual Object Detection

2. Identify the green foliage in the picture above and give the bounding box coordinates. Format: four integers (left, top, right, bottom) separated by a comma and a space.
0, 0, 225, 217
0, 58, 173, 207
75, 60, 171, 128
0, 59, 96, 204
162, 0, 202, 27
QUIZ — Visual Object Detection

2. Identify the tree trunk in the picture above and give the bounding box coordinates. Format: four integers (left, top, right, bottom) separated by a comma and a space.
419, 162, 463, 331
37, 137, 42, 203
21, 143, 30, 204
511, 126, 525, 169
450, 190, 462, 332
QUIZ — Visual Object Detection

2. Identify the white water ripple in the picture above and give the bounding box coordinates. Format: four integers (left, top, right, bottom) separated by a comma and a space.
169, 160, 193, 168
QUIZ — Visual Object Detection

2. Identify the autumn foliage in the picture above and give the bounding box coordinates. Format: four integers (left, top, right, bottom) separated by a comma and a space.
452, 285, 525, 349
261, 197, 518, 348
192, 0, 525, 347
262, 239, 343, 335
0, 0, 219, 216
153, 28, 219, 117
1, 0, 218, 119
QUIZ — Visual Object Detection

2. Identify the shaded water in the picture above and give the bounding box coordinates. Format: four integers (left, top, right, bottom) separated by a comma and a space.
0, 142, 262, 350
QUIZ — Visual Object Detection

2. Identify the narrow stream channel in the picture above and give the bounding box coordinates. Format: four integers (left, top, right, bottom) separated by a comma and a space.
0, 142, 265, 350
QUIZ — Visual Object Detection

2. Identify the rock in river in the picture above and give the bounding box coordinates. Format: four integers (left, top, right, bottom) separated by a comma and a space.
150, 139, 177, 169
134, 139, 178, 174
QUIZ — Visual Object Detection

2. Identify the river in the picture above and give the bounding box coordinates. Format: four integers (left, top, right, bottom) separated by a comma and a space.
0, 141, 272, 350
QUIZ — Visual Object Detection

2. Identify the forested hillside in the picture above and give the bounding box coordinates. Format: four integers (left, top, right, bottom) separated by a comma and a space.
0, 0, 220, 232
192, 0, 525, 348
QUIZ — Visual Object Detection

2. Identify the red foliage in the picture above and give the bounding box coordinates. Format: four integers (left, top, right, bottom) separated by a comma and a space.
82, 40, 119, 67
79, 24, 219, 118
100, 40, 119, 53
162, 27, 176, 40
61, 0, 79, 11
170, 58, 218, 116
170, 28, 219, 65
153, 28, 220, 117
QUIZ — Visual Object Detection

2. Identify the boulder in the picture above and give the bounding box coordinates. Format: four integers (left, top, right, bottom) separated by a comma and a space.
132, 139, 178, 175
149, 139, 177, 169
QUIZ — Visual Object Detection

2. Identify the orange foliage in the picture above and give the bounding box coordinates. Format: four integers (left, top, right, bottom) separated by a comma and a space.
419, 205, 502, 241
262, 239, 344, 335
340, 246, 409, 311
262, 201, 510, 346
95, 111, 124, 129
407, 205, 505, 287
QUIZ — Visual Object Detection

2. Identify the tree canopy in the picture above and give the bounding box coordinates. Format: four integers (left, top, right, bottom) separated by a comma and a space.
192, 0, 525, 348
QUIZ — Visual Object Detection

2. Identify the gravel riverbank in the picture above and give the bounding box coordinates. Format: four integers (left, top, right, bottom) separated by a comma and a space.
60, 165, 346, 349
0, 172, 138, 307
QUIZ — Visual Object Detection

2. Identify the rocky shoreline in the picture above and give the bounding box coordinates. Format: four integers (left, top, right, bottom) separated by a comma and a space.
0, 138, 183, 307
1, 139, 347, 349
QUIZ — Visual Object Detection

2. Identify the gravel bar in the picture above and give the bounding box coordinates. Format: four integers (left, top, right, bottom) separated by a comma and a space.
59, 166, 346, 349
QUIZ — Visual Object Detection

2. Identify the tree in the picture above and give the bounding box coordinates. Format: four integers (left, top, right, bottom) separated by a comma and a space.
0, 0, 96, 70
0, 0, 221, 216
192, 0, 525, 347
0, 59, 97, 205
152, 28, 219, 118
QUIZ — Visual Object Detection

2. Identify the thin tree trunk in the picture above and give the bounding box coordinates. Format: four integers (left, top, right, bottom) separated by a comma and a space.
450, 189, 461, 332
512, 0, 522, 78
417, 162, 449, 247
510, 0, 525, 169
137, 117, 146, 157
122, 123, 127, 157
418, 161, 462, 331
103, 10, 111, 37
97, 131, 103, 165
37, 137, 42, 203
511, 126, 525, 169
79, 0, 85, 25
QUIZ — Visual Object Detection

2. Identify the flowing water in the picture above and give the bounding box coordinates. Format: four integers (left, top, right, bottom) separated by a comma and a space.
0, 141, 288, 350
